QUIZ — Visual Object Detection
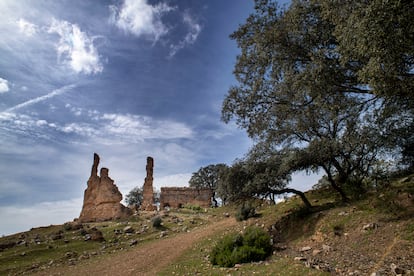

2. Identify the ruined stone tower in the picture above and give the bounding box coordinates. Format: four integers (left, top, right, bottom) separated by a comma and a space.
141, 156, 156, 211
79, 153, 131, 222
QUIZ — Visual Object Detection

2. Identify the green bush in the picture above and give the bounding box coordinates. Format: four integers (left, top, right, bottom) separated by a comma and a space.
151, 216, 162, 228
243, 226, 273, 255
210, 226, 272, 267
184, 204, 202, 211
235, 202, 256, 221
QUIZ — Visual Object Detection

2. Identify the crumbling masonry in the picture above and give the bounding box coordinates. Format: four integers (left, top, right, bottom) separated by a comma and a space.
79, 153, 132, 222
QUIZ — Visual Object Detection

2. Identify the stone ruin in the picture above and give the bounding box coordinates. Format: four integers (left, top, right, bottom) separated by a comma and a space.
79, 153, 132, 222
160, 187, 213, 209
140, 156, 156, 211
79, 154, 212, 222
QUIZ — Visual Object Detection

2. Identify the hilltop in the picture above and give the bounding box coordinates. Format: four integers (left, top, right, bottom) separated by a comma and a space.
0, 175, 413, 275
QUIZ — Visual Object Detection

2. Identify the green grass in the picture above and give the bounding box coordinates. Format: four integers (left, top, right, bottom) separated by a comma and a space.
1, 174, 413, 275
158, 228, 329, 276
0, 210, 213, 275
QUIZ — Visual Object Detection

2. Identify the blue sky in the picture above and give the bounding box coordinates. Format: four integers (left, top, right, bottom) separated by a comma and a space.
0, 0, 318, 235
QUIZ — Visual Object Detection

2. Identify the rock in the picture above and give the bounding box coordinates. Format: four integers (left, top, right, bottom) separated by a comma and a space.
51, 232, 63, 240
129, 239, 138, 246
234, 264, 242, 268
390, 263, 406, 275
223, 213, 230, 217
338, 211, 348, 216
322, 244, 332, 252
78, 254, 89, 261
160, 231, 168, 238
88, 228, 105, 242
300, 246, 312, 252
79, 153, 132, 222
123, 226, 134, 234
294, 256, 307, 261
65, 251, 77, 258
274, 244, 287, 251
312, 249, 322, 256
362, 223, 378, 231
0, 241, 16, 250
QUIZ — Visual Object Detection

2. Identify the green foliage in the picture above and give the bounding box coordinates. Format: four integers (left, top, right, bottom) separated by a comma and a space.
221, 0, 414, 201
125, 186, 143, 207
190, 164, 228, 207
184, 204, 202, 211
210, 226, 272, 267
243, 226, 273, 255
235, 202, 256, 221
151, 216, 163, 228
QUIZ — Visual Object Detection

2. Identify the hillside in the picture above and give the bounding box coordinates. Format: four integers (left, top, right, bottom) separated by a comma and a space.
1, 175, 413, 275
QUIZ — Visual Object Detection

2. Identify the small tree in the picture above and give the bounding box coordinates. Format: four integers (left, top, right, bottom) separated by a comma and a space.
189, 164, 228, 207
125, 187, 143, 207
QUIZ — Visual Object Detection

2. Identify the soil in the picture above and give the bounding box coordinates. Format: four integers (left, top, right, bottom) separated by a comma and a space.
34, 217, 237, 276
272, 208, 414, 275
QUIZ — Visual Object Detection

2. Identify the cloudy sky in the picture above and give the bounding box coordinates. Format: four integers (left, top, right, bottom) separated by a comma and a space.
0, 0, 319, 236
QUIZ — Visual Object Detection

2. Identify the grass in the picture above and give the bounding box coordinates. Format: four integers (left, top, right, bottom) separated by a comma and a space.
1, 174, 413, 275
0, 209, 213, 275
158, 228, 329, 276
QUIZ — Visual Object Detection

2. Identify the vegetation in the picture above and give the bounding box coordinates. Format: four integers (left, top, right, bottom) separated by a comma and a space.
151, 216, 163, 228
221, 0, 414, 202
210, 226, 272, 267
189, 164, 228, 207
235, 201, 257, 221
125, 186, 143, 207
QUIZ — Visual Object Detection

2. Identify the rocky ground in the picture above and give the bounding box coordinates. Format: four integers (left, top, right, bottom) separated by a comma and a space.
271, 192, 414, 275
33, 217, 237, 276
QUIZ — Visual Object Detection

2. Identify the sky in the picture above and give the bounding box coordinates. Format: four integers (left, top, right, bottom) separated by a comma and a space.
0, 0, 319, 236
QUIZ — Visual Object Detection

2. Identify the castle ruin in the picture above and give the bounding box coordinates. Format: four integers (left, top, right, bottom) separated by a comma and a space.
160, 187, 212, 209
79, 154, 212, 222
79, 153, 132, 222
141, 157, 156, 211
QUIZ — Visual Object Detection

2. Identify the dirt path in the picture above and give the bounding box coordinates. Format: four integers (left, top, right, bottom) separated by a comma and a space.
36, 217, 236, 276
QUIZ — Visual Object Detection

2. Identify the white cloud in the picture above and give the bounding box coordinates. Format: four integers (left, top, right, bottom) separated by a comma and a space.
48, 19, 103, 74
169, 12, 202, 57
109, 0, 174, 42
17, 18, 37, 36
5, 84, 76, 112
154, 173, 192, 189
0, 198, 82, 236
0, 77, 10, 93
101, 113, 193, 141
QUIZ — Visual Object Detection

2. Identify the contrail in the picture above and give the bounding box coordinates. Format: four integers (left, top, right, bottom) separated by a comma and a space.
5, 84, 77, 113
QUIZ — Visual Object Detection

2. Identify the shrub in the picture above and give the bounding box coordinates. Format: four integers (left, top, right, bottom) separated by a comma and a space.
235, 202, 256, 221
243, 226, 272, 255
210, 226, 272, 267
184, 204, 202, 211
151, 216, 162, 228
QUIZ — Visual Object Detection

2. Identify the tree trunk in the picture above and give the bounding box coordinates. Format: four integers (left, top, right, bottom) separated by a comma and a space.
322, 165, 349, 202
269, 188, 312, 209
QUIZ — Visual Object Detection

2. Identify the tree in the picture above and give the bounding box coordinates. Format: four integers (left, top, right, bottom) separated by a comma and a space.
222, 0, 411, 200
125, 187, 143, 207
189, 164, 227, 207
319, 0, 414, 99
217, 150, 312, 209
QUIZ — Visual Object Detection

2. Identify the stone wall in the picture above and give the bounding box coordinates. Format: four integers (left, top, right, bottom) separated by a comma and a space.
160, 187, 212, 208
